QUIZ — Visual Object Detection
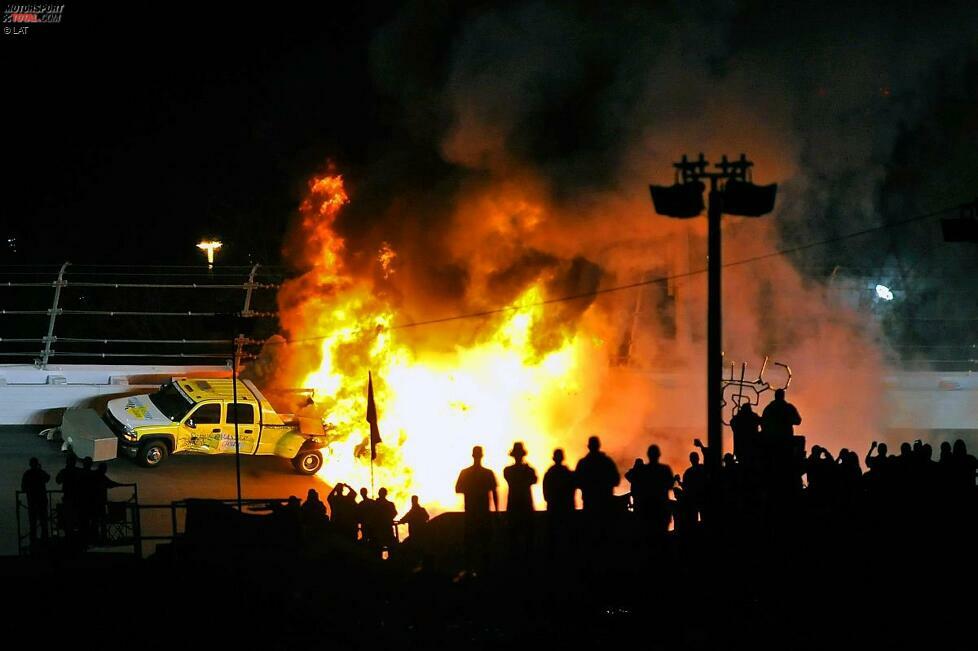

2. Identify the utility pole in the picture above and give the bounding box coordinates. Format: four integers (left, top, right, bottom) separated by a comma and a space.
232, 333, 244, 511
651, 154, 777, 472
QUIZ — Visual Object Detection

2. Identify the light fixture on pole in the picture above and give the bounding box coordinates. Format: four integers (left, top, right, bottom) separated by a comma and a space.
197, 239, 223, 269
650, 153, 777, 472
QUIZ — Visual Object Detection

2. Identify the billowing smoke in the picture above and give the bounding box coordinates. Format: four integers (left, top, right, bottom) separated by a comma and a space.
266, 0, 978, 480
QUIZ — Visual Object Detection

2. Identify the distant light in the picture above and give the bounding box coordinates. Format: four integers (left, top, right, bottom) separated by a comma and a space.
197, 240, 223, 268
875, 284, 893, 301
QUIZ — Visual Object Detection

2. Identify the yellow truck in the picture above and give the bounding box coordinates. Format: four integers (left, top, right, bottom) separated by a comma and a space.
59, 377, 327, 474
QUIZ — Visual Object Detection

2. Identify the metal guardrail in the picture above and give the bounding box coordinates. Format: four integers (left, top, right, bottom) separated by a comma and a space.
15, 491, 301, 557
134, 498, 292, 544
135, 498, 405, 552
15, 483, 141, 557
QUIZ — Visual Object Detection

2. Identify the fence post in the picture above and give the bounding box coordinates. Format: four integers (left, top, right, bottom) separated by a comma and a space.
241, 263, 260, 317
131, 483, 143, 559
39, 261, 69, 368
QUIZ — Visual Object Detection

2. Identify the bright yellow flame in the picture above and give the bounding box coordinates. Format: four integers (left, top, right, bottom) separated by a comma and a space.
196, 240, 223, 265
304, 285, 592, 515
277, 172, 603, 517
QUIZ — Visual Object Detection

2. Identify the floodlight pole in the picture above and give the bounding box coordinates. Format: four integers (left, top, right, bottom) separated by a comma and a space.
232, 333, 243, 511
650, 154, 776, 475
706, 180, 723, 473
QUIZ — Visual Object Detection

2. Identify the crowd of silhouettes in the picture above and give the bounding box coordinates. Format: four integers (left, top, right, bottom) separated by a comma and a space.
275, 480, 426, 560
26, 387, 978, 582
22, 453, 124, 552
286, 395, 978, 575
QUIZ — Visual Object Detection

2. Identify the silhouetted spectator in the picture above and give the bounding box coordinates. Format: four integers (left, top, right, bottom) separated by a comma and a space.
731, 403, 762, 466
761, 389, 802, 440
21, 458, 50, 548
865, 441, 890, 471
398, 495, 429, 541
680, 451, 707, 528
93, 463, 121, 543
574, 436, 620, 513
937, 442, 954, 498
455, 445, 498, 574
543, 448, 575, 555
625, 458, 646, 511
864, 441, 892, 497
838, 449, 862, 498
302, 488, 329, 535
328, 482, 358, 542
372, 487, 398, 555
287, 495, 302, 515
805, 446, 838, 507
357, 487, 375, 544
543, 449, 575, 513
503, 441, 537, 558
640, 444, 674, 535
56, 453, 82, 547
950, 439, 977, 494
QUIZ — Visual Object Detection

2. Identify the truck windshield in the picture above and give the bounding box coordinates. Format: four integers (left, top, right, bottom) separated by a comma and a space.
148, 382, 194, 421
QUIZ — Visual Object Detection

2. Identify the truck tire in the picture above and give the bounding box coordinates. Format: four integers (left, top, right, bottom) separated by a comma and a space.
137, 440, 169, 468
292, 450, 323, 475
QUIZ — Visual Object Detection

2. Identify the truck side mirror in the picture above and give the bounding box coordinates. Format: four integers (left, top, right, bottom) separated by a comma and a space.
186, 419, 196, 429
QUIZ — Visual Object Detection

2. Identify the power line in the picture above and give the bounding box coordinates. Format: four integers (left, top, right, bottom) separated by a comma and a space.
261, 204, 958, 346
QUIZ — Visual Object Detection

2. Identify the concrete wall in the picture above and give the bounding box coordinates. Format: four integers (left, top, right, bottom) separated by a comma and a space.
0, 364, 230, 425
0, 364, 975, 431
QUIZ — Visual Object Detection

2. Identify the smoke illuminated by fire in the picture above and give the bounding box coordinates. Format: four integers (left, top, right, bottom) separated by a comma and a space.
257, 150, 888, 517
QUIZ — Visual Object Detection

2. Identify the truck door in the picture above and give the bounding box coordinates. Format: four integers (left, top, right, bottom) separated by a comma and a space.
225, 402, 258, 455
183, 402, 224, 452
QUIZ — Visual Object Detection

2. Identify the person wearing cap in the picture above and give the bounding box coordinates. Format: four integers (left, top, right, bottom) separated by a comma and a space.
504, 441, 538, 559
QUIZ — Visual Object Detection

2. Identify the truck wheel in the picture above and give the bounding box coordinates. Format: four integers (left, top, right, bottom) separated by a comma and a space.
137, 440, 169, 468
292, 450, 323, 475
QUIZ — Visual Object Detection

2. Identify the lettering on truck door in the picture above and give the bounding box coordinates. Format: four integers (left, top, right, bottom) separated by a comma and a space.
184, 402, 223, 452
224, 402, 258, 454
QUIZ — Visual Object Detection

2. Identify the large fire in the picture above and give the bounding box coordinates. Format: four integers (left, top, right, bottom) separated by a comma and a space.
273, 171, 609, 513
258, 160, 887, 516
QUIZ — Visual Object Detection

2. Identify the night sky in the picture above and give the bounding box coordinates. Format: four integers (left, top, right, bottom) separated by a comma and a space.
3, 2, 398, 265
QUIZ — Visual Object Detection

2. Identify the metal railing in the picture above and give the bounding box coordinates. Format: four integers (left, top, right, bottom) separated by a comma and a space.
0, 263, 281, 367
15, 483, 141, 556
15, 491, 301, 557
134, 497, 291, 544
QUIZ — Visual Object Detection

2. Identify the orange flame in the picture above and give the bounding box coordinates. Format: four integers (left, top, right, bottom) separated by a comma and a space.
274, 171, 607, 514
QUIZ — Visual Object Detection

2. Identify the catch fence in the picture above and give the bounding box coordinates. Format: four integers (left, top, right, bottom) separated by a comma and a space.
0, 263, 284, 366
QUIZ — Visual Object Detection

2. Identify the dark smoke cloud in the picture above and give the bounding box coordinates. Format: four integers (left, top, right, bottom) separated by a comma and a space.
333, 0, 977, 363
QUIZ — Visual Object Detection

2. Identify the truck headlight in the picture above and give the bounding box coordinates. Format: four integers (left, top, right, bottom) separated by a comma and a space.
123, 425, 138, 442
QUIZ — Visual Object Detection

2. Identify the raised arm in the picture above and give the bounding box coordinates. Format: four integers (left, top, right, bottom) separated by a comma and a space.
865, 441, 878, 468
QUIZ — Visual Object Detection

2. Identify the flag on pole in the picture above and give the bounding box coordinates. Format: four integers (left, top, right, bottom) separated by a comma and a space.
366, 371, 382, 460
